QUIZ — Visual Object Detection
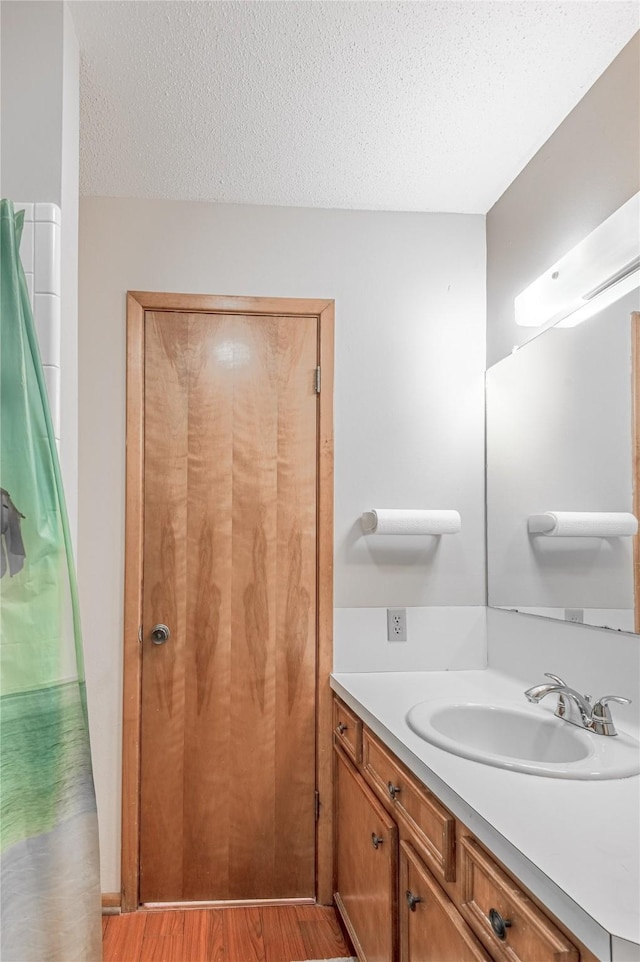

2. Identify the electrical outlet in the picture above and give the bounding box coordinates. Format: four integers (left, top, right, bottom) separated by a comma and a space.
564, 608, 584, 624
387, 608, 407, 642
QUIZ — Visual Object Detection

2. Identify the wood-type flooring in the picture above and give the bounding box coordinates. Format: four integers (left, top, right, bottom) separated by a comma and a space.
102, 904, 353, 962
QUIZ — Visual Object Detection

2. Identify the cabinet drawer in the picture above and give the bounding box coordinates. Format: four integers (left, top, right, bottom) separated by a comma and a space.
363, 729, 456, 883
460, 837, 578, 962
333, 697, 362, 764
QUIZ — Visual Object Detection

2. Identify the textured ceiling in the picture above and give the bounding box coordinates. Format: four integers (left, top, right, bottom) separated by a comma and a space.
70, 1, 639, 213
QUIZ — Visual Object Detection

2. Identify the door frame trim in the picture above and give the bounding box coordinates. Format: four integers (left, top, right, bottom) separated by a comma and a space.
122, 292, 335, 912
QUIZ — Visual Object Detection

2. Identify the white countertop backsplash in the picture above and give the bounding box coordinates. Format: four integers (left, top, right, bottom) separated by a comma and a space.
330, 667, 640, 962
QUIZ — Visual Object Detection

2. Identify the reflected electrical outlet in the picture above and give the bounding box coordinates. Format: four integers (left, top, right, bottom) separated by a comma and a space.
564, 608, 584, 624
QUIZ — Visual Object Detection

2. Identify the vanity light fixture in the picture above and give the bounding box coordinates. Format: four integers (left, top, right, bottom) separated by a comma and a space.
554, 263, 640, 328
514, 192, 640, 329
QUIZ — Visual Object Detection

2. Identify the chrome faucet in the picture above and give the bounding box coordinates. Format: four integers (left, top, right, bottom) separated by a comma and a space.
524, 673, 631, 736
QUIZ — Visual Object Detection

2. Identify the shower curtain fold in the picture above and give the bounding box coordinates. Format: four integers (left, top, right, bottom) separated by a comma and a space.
0, 199, 102, 962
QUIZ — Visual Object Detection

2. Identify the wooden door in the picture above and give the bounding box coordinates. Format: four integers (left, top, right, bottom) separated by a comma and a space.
139, 310, 318, 902
399, 842, 491, 962
334, 748, 398, 962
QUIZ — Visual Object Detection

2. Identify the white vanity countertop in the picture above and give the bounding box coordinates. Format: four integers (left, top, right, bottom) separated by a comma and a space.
330, 669, 640, 962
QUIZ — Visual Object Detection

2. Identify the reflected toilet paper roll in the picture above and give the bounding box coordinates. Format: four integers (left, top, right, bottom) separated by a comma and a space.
527, 511, 638, 537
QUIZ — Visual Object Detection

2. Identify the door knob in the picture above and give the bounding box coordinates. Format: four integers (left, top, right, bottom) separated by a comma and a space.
151, 624, 170, 645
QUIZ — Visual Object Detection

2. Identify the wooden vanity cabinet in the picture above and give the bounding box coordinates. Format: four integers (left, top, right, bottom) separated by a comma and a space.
334, 746, 398, 962
332, 695, 595, 962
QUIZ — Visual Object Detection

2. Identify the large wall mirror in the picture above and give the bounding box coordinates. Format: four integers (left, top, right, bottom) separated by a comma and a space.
486, 288, 640, 634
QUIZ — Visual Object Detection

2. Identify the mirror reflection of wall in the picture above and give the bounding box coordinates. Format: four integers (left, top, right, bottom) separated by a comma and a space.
486, 288, 639, 633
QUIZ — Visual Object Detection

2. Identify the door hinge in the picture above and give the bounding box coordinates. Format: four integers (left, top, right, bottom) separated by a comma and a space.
315, 367, 321, 394
138, 626, 143, 644
315, 790, 320, 821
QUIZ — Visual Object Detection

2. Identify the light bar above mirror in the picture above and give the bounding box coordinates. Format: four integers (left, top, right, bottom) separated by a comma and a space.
514, 192, 640, 329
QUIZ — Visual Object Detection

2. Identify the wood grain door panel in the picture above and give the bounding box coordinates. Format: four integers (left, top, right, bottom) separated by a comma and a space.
140, 311, 318, 902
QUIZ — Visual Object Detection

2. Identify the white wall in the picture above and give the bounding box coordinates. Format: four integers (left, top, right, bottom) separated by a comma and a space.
333, 606, 486, 672
486, 32, 640, 367
78, 196, 486, 889
0, 0, 80, 550
0, 1, 64, 204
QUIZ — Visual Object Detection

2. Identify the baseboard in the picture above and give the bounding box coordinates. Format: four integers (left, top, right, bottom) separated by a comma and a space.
331, 896, 358, 958
333, 892, 363, 962
141, 897, 315, 910
102, 892, 121, 914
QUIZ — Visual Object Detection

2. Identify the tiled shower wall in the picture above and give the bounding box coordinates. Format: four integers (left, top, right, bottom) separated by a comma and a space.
16, 202, 62, 447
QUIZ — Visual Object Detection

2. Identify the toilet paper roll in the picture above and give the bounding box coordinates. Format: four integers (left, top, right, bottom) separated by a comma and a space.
361, 509, 461, 535
527, 511, 638, 537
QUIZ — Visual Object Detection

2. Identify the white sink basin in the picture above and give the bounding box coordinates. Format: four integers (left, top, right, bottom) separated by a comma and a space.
405, 699, 640, 779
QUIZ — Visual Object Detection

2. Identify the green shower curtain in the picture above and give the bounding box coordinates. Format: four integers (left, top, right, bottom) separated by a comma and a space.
0, 200, 102, 961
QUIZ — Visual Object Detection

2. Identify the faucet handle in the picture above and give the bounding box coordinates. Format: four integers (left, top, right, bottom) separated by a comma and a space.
591, 695, 631, 736
543, 672, 567, 687
592, 695, 631, 714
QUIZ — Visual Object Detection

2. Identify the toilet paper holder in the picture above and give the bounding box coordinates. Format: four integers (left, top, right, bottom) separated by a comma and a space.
361, 509, 462, 535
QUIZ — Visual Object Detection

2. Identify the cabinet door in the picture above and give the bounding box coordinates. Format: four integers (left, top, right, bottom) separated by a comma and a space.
400, 842, 491, 962
334, 747, 398, 962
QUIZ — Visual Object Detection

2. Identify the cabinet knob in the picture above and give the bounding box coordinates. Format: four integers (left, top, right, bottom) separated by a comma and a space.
406, 890, 423, 912
488, 908, 512, 940
371, 833, 384, 849
387, 781, 401, 800
336, 722, 348, 734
